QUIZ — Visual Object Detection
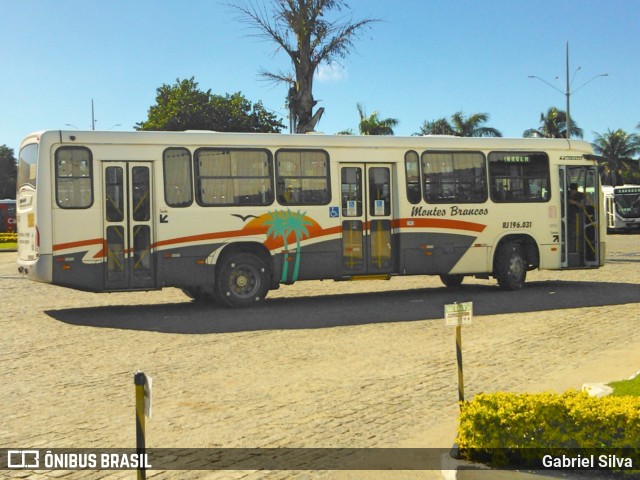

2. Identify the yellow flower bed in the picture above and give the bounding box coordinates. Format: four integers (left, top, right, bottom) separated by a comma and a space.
456, 391, 640, 470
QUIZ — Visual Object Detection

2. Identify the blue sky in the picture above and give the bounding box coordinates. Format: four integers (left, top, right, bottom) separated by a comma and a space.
1, 0, 638, 154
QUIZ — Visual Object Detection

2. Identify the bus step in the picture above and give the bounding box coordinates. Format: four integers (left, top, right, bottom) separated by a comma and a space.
348, 274, 392, 281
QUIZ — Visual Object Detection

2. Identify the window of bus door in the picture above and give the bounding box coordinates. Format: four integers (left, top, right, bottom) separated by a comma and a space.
341, 167, 364, 270
368, 167, 392, 271
341, 164, 392, 274
562, 166, 600, 267
104, 163, 154, 289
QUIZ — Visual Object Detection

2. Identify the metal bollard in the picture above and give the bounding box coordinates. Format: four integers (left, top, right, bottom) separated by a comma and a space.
455, 325, 465, 408
134, 371, 147, 480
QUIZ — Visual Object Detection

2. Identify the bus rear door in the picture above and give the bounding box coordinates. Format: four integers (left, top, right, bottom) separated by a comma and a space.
340, 164, 394, 277
103, 162, 155, 290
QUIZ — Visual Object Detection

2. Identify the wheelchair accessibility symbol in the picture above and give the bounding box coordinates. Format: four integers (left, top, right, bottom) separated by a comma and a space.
329, 206, 339, 218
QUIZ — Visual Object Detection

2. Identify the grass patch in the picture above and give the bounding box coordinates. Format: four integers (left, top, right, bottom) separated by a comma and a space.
608, 373, 640, 396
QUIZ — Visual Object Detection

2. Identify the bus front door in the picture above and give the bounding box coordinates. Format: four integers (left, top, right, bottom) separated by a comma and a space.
340, 164, 394, 276
560, 165, 600, 268
103, 162, 155, 290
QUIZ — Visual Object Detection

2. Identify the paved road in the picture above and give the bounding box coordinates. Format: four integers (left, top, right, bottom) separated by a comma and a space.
1, 234, 639, 479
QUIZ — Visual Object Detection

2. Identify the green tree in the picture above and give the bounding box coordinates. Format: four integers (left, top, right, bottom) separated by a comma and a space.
136, 77, 285, 132
417, 112, 502, 137
0, 145, 17, 199
591, 129, 640, 185
523, 107, 583, 139
356, 103, 398, 135
229, 0, 378, 133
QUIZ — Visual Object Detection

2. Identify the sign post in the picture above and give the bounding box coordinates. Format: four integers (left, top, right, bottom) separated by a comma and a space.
445, 302, 472, 409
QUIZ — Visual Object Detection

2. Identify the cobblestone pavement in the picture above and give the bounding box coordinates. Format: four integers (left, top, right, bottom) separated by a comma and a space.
1, 234, 639, 479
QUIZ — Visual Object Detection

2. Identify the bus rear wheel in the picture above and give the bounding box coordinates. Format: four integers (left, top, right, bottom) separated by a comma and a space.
215, 253, 270, 308
494, 242, 527, 290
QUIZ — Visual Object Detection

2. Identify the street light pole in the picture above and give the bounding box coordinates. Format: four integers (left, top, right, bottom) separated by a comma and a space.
529, 42, 607, 140
565, 42, 571, 140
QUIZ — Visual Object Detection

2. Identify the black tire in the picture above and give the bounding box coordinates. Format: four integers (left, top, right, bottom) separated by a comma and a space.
215, 253, 270, 308
182, 286, 221, 304
494, 242, 527, 290
181, 287, 204, 301
440, 274, 464, 288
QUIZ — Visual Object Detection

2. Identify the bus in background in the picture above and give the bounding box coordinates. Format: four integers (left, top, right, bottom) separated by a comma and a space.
0, 199, 16, 233
16, 130, 605, 308
603, 185, 640, 232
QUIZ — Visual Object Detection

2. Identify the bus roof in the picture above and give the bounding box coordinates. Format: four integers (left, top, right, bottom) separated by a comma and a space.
22, 129, 594, 154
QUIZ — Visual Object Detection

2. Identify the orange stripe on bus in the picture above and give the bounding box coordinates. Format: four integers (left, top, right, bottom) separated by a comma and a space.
53, 218, 484, 258
53, 238, 104, 251
394, 218, 486, 233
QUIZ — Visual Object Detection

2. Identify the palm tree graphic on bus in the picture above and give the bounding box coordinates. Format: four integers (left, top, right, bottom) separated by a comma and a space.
265, 209, 312, 283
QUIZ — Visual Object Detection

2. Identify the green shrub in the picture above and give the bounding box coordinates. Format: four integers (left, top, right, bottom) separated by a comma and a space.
456, 391, 640, 469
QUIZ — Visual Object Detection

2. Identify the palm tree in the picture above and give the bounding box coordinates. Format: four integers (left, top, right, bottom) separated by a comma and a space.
592, 129, 640, 185
416, 112, 502, 137
229, 1, 378, 133
265, 210, 291, 282
286, 210, 313, 281
264, 209, 312, 282
523, 107, 583, 139
416, 118, 455, 136
357, 104, 399, 135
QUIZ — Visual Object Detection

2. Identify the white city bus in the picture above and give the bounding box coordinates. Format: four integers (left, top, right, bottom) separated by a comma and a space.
17, 130, 605, 307
602, 185, 640, 232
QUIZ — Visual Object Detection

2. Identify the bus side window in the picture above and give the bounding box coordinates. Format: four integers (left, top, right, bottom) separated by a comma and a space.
404, 151, 421, 204
488, 152, 550, 203
421, 151, 486, 204
276, 149, 330, 206
55, 146, 93, 209
163, 148, 193, 207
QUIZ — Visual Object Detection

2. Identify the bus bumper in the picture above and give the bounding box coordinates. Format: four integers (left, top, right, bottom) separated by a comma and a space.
17, 254, 53, 284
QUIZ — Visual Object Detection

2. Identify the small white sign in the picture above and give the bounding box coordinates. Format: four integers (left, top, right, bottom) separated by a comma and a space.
144, 374, 153, 418
346, 200, 357, 217
445, 302, 473, 326
374, 199, 385, 216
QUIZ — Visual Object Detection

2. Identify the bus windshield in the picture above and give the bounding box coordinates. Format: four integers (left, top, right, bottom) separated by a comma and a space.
616, 188, 640, 218
18, 143, 38, 189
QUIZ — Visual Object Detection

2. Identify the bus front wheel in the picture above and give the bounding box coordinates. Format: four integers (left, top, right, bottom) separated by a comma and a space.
215, 253, 270, 308
494, 242, 527, 290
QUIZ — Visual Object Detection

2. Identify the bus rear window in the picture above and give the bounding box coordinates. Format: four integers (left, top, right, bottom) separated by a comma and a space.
18, 143, 38, 188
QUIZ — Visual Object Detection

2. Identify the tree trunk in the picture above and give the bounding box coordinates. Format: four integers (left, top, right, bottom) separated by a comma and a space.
294, 56, 318, 133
